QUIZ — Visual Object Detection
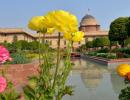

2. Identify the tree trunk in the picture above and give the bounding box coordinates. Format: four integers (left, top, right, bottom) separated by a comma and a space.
121, 41, 124, 48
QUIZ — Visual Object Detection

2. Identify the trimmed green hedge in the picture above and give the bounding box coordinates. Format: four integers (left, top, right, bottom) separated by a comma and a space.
87, 51, 117, 59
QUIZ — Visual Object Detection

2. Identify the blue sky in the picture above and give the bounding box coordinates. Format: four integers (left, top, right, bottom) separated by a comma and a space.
0, 0, 130, 31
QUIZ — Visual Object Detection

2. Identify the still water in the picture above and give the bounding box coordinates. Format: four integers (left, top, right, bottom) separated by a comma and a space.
63, 58, 125, 100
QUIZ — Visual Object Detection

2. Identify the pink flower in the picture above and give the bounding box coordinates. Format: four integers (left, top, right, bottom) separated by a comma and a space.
0, 45, 11, 64
0, 76, 7, 93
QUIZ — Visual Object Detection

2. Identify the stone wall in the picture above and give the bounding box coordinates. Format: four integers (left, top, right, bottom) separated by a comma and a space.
0, 61, 39, 93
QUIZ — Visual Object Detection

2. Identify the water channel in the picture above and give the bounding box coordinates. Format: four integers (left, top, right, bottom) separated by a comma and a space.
63, 58, 125, 100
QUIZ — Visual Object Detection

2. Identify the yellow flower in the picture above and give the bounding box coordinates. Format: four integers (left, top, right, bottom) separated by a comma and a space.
117, 64, 130, 77
28, 10, 78, 35
44, 10, 78, 33
72, 31, 84, 42
43, 12, 56, 28
54, 10, 78, 33
63, 33, 72, 40
28, 16, 46, 32
46, 28, 55, 34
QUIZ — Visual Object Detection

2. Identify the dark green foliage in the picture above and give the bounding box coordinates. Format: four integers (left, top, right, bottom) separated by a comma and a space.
97, 48, 109, 53
1, 40, 50, 53
86, 41, 93, 48
117, 48, 130, 55
119, 78, 130, 100
88, 51, 117, 59
96, 53, 117, 59
87, 51, 97, 56
10, 53, 30, 64
125, 37, 130, 47
28, 41, 39, 52
77, 44, 86, 52
127, 17, 130, 37
93, 37, 110, 47
109, 17, 129, 47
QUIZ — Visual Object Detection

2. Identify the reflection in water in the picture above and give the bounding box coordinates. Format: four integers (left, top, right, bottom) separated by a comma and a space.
110, 71, 126, 94
72, 58, 106, 89
63, 58, 124, 100
81, 69, 103, 89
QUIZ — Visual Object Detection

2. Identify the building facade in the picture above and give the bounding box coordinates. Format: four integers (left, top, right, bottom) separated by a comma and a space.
0, 28, 36, 43
79, 14, 108, 41
0, 14, 108, 48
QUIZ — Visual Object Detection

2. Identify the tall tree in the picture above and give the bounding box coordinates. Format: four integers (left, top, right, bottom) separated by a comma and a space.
109, 17, 129, 48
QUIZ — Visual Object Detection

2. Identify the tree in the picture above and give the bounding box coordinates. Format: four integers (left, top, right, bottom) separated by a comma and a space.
93, 37, 110, 48
86, 41, 93, 48
125, 37, 130, 47
109, 17, 129, 48
127, 17, 130, 36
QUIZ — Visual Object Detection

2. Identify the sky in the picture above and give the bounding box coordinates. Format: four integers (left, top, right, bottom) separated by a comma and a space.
0, 0, 130, 31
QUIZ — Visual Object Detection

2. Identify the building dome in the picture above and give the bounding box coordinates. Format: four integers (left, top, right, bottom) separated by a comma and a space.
79, 14, 100, 32
80, 14, 99, 26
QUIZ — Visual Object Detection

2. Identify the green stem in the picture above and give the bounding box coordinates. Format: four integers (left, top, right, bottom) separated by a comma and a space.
38, 32, 41, 65
62, 41, 72, 85
53, 32, 61, 89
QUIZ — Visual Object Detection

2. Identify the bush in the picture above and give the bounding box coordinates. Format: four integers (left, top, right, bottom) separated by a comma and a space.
97, 48, 109, 53
96, 53, 117, 59
107, 53, 117, 59
96, 53, 107, 58
10, 53, 30, 64
117, 48, 130, 55
87, 51, 97, 56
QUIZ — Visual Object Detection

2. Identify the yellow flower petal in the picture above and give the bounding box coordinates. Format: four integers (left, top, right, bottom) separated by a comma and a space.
46, 28, 56, 34
28, 16, 45, 31
44, 10, 78, 33
63, 33, 72, 40
117, 63, 130, 77
72, 31, 84, 42
28, 10, 79, 34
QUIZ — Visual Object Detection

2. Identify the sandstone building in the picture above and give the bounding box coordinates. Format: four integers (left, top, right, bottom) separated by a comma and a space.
0, 14, 108, 48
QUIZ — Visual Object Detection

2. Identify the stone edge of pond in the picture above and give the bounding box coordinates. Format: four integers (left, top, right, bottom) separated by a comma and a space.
81, 54, 130, 65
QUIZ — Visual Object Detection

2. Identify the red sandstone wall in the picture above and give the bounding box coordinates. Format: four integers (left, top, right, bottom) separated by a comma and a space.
0, 61, 39, 93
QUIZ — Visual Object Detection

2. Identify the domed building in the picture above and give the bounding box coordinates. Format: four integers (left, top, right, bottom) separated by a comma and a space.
79, 14, 108, 41
79, 14, 100, 32
0, 14, 108, 48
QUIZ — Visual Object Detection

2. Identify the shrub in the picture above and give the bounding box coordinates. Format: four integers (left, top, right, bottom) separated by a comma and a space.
87, 51, 97, 56
107, 53, 117, 59
117, 48, 130, 55
10, 53, 30, 64
97, 48, 109, 53
96, 53, 107, 58
96, 53, 117, 59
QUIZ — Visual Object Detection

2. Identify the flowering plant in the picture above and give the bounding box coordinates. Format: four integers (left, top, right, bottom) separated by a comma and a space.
23, 10, 84, 100
0, 45, 20, 100
0, 45, 12, 64
117, 63, 130, 99
0, 76, 7, 93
